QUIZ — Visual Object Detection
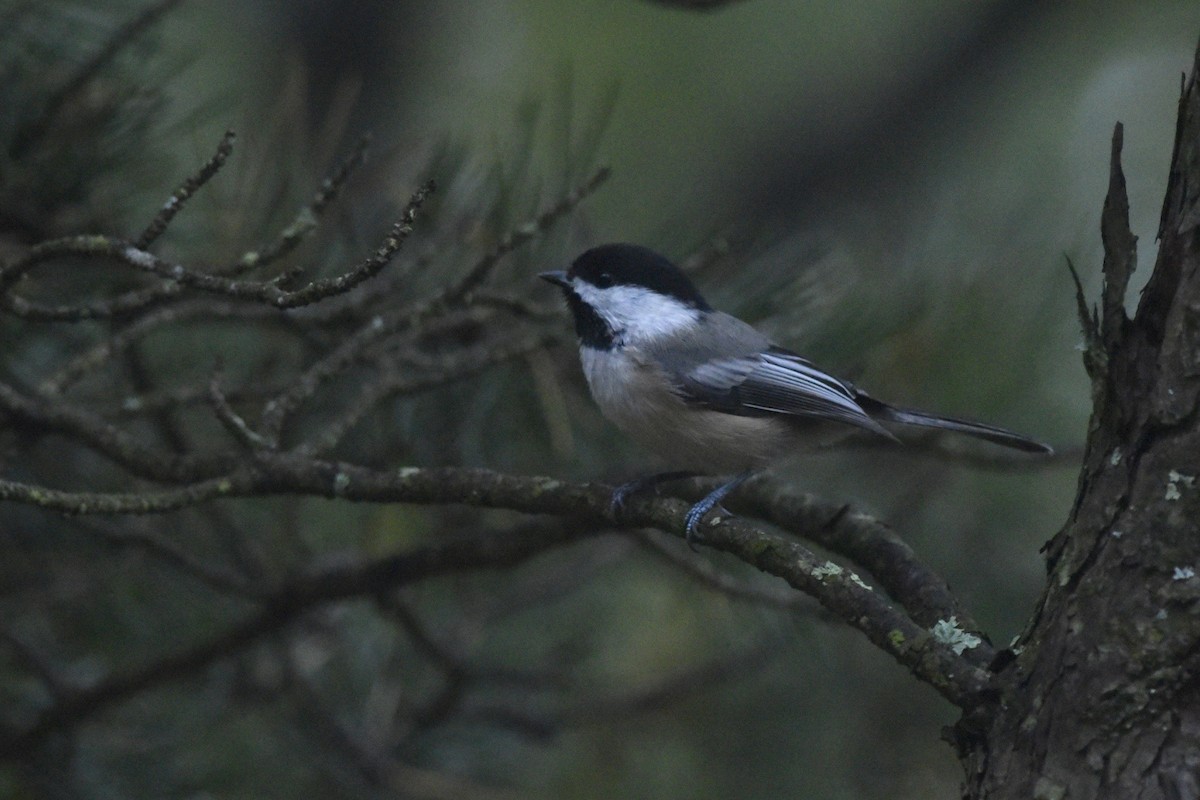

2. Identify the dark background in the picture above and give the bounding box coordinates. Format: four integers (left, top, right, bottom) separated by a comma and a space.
3, 1, 1199, 797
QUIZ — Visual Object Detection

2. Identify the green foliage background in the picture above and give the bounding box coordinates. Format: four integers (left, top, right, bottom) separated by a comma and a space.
2, 1, 1199, 798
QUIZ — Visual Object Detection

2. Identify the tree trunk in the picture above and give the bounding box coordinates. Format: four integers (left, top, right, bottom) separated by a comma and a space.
960, 42, 1200, 799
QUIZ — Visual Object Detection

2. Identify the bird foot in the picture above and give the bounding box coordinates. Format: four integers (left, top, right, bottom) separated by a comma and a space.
682, 471, 755, 551
609, 471, 698, 520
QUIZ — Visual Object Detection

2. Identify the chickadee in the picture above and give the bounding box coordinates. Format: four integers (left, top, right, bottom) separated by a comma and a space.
540, 243, 1052, 545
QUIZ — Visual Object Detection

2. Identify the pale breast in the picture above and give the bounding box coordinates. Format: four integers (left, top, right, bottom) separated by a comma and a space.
579, 346, 792, 473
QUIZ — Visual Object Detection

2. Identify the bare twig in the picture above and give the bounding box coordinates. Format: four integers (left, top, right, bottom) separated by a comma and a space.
136, 130, 237, 249
105, 380, 288, 418
255, 305, 422, 446
0, 520, 580, 760
208, 370, 269, 449
256, 170, 604, 446
444, 166, 609, 302
0, 379, 237, 482
0, 140, 387, 322
255, 179, 434, 308
234, 134, 373, 274
2, 280, 187, 322
72, 517, 257, 596
0, 180, 429, 311
0, 470, 255, 514
40, 299, 294, 394
298, 330, 560, 456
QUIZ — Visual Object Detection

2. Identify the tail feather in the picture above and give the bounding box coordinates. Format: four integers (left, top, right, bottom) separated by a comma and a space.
856, 395, 1053, 455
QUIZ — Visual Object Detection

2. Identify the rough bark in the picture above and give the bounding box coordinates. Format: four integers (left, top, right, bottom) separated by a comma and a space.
960, 42, 1200, 800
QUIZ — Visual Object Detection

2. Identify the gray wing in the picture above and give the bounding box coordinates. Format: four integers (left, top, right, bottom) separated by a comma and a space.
645, 313, 894, 438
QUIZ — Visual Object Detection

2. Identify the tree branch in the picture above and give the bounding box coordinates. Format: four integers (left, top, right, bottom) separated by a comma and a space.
234, 133, 373, 274
0, 456, 994, 712
0, 180, 431, 314
0, 135, 383, 321
667, 475, 995, 664
0, 379, 237, 482
254, 168, 607, 447
0, 519, 580, 761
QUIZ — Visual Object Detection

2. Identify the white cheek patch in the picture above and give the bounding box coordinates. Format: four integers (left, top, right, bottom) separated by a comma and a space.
572, 282, 701, 343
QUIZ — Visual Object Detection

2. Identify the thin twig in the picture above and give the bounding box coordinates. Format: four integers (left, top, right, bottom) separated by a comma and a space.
40, 299, 293, 395
0, 140, 385, 321
234, 134, 373, 274
2, 220, 429, 312
445, 167, 609, 302
208, 369, 269, 449
0, 379, 237, 482
256, 170, 602, 445
106, 380, 288, 418
257, 179, 433, 307
297, 330, 560, 456
136, 130, 237, 248
73, 517, 258, 597
0, 520, 579, 760
2, 280, 187, 322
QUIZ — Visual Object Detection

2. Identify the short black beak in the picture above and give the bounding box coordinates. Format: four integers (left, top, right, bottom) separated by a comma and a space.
538, 270, 571, 289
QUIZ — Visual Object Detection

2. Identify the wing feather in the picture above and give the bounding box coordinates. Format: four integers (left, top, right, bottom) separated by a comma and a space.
675, 345, 893, 438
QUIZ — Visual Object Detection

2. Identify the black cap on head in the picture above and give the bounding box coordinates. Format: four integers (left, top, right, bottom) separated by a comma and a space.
568, 244, 711, 310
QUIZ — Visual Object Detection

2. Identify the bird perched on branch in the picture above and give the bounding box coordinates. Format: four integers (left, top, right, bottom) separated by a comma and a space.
540, 243, 1052, 546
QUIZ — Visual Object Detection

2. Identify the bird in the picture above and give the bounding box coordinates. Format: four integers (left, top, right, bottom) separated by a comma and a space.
539, 243, 1052, 546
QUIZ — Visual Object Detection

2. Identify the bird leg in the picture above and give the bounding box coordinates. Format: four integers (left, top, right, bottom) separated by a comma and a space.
683, 470, 756, 550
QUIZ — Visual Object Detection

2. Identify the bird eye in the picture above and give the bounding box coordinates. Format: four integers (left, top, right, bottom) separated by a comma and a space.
595, 272, 614, 288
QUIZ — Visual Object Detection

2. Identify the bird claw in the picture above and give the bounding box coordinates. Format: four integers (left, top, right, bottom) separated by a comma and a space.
683, 502, 714, 551
608, 471, 753, 552
610, 480, 641, 519
681, 471, 754, 550
608, 471, 698, 521
682, 502, 737, 551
